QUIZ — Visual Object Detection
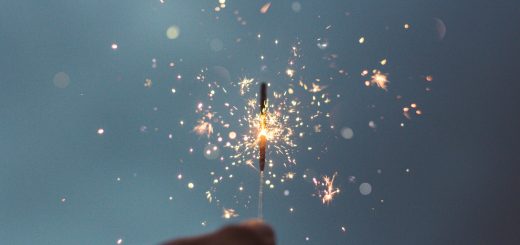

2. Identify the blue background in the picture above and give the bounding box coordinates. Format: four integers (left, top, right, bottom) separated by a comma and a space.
1, 1, 519, 244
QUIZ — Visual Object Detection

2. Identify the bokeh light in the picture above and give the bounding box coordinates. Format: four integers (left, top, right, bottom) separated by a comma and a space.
359, 183, 372, 195
53, 72, 70, 88
166, 25, 180, 39
340, 127, 354, 139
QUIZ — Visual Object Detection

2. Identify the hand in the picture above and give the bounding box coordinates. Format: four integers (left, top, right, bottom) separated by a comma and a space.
162, 219, 275, 245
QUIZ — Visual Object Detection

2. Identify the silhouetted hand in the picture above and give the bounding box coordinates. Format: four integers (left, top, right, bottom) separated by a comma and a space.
162, 219, 275, 245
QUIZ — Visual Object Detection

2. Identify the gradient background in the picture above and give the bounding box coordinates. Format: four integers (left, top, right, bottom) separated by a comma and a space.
1, 1, 519, 244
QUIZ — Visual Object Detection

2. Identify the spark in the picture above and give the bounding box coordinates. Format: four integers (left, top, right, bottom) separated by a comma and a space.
185, 43, 335, 211
238, 77, 255, 95
144, 78, 152, 88
228, 93, 297, 167
370, 70, 390, 90
193, 119, 214, 138
97, 128, 105, 135
206, 191, 212, 203
222, 208, 238, 219
285, 172, 295, 179
260, 2, 271, 14
309, 82, 326, 93
286, 68, 295, 78
214, 0, 226, 12
315, 172, 340, 204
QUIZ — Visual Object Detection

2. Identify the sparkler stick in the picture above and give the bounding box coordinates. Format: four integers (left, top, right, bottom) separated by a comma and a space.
259, 83, 267, 172
258, 83, 267, 219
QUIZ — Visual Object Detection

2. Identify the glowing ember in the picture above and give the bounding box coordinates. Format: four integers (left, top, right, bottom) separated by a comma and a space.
222, 208, 238, 219
260, 2, 271, 14
315, 172, 340, 204
370, 70, 389, 90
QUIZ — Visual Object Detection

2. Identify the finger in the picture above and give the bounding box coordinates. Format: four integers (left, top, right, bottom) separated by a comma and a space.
240, 220, 275, 245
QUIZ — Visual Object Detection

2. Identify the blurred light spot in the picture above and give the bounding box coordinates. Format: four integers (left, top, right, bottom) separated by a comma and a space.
228, 131, 237, 140
434, 18, 447, 40
97, 128, 105, 135
111, 43, 118, 50
286, 68, 295, 77
291, 2, 302, 12
203, 144, 220, 160
166, 25, 180, 39
144, 78, 152, 88
340, 127, 354, 139
188, 182, 194, 189
53, 72, 70, 88
359, 182, 372, 195
368, 121, 376, 129
316, 38, 328, 50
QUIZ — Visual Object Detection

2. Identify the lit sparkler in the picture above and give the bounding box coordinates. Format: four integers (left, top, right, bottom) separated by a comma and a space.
258, 83, 268, 219
259, 83, 267, 172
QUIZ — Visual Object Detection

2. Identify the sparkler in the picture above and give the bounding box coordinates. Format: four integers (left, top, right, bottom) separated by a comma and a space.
259, 83, 267, 172
258, 83, 268, 219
